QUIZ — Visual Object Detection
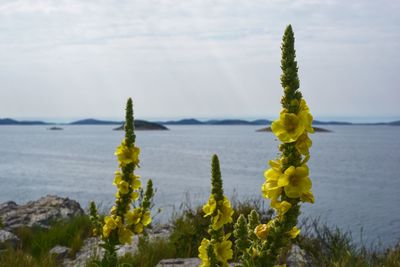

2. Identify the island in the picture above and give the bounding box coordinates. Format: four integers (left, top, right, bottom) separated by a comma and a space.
47, 127, 63, 131
113, 120, 168, 131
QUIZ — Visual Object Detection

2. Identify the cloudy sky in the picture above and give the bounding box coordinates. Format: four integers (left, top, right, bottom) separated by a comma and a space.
0, 0, 399, 122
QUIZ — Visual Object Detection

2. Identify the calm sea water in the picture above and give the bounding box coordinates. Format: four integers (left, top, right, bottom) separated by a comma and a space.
0, 125, 399, 246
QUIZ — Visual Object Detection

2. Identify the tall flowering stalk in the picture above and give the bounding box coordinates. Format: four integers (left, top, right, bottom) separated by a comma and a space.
258, 24, 314, 266
100, 98, 152, 267
199, 155, 234, 267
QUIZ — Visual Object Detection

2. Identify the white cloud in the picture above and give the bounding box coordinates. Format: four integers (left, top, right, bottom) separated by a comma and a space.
0, 0, 399, 119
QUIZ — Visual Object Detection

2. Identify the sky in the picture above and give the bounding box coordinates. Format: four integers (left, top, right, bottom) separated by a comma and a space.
0, 0, 399, 122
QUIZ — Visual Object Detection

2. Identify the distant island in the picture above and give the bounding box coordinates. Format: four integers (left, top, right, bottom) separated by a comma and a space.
69, 118, 123, 125
256, 126, 331, 133
113, 120, 168, 131
0, 118, 49, 125
1, 117, 399, 127
0, 118, 168, 131
158, 118, 271, 125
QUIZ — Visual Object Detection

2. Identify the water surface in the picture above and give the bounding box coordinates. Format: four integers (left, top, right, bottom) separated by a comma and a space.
0, 125, 399, 246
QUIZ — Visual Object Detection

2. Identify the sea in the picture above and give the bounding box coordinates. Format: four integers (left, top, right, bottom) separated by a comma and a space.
0, 125, 399, 247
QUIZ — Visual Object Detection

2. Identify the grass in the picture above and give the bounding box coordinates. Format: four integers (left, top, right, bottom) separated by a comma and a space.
0, 215, 92, 267
297, 219, 400, 267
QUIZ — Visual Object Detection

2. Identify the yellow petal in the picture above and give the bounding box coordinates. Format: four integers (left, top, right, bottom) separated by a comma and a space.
287, 226, 301, 239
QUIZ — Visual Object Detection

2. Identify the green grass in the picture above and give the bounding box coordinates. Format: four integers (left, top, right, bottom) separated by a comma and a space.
0, 215, 92, 267
297, 219, 400, 267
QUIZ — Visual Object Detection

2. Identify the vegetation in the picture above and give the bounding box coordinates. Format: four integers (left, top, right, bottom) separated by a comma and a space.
0, 215, 91, 267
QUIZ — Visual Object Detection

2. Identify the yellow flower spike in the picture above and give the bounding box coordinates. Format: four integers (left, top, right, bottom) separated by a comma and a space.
287, 226, 301, 239
198, 238, 211, 267
254, 224, 270, 239
118, 227, 133, 244
203, 194, 217, 217
117, 180, 130, 195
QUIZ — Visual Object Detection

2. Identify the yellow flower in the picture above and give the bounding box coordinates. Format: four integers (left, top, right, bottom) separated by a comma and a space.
115, 141, 140, 167
277, 165, 312, 199
134, 223, 144, 234
126, 208, 142, 225
255, 224, 270, 239
131, 177, 141, 190
203, 194, 217, 217
262, 160, 283, 200
110, 205, 117, 215
298, 99, 314, 134
141, 210, 152, 226
113, 171, 123, 185
211, 197, 234, 230
103, 216, 118, 238
198, 238, 211, 267
117, 180, 130, 195
295, 133, 312, 155
287, 226, 300, 239
130, 191, 139, 201
214, 237, 233, 264
271, 112, 305, 143
271, 100, 314, 143
300, 191, 314, 203
118, 227, 133, 244
271, 200, 292, 216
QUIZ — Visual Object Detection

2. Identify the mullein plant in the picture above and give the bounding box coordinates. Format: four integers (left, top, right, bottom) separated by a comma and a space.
198, 155, 234, 267
234, 25, 314, 267
90, 98, 154, 267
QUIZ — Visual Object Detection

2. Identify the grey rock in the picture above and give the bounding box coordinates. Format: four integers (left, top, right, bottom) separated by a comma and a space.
0, 195, 84, 230
286, 244, 312, 267
49, 245, 71, 260
0, 229, 19, 248
156, 258, 201, 267
63, 227, 172, 267
63, 237, 102, 267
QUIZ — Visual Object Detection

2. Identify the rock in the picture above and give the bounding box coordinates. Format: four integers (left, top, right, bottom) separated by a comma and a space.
156, 258, 201, 267
63, 226, 172, 267
286, 244, 312, 267
0, 195, 84, 230
49, 245, 71, 260
0, 229, 19, 248
63, 237, 102, 267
